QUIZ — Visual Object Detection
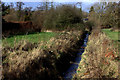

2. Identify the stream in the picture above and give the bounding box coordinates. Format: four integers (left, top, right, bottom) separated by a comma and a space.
63, 33, 89, 80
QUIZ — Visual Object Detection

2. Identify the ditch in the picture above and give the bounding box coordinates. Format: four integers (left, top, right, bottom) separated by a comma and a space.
63, 33, 89, 79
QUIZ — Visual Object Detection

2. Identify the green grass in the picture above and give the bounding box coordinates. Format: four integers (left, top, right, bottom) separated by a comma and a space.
2, 32, 57, 47
102, 29, 119, 41
102, 29, 120, 54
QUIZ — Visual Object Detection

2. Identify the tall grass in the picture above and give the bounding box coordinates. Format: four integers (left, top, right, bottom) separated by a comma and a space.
2, 30, 84, 80
73, 30, 119, 79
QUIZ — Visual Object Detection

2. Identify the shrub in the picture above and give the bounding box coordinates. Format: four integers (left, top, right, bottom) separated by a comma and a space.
85, 21, 94, 31
44, 5, 83, 31
31, 11, 45, 31
4, 9, 19, 22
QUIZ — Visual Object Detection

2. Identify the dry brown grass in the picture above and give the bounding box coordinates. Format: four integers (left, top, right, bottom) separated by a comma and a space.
2, 30, 84, 80
73, 30, 119, 79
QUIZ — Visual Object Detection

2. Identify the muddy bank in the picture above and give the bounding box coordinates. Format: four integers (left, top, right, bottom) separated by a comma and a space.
2, 30, 88, 80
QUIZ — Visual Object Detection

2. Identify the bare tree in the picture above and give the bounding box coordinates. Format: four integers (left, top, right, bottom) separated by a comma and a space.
37, 0, 50, 11
16, 2, 24, 21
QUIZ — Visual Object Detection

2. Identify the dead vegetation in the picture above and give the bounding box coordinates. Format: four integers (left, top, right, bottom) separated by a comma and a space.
73, 29, 119, 79
2, 30, 85, 80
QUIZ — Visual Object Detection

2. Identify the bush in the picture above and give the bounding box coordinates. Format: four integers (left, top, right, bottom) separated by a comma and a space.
85, 21, 94, 31
31, 11, 45, 31
44, 5, 83, 31
4, 9, 19, 22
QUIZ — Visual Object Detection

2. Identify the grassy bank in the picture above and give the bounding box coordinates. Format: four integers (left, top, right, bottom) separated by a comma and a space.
102, 29, 119, 41
102, 29, 120, 54
73, 30, 119, 79
2, 30, 85, 80
2, 32, 57, 47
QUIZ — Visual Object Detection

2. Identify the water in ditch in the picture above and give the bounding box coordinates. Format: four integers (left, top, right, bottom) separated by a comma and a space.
64, 33, 89, 80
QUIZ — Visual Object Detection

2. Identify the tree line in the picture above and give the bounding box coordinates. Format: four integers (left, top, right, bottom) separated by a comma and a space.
2, 2, 88, 31
88, 2, 120, 30
2, 2, 120, 31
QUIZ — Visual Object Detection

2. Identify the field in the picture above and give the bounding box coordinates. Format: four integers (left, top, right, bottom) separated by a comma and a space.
102, 29, 120, 47
102, 29, 119, 41
2, 32, 57, 47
